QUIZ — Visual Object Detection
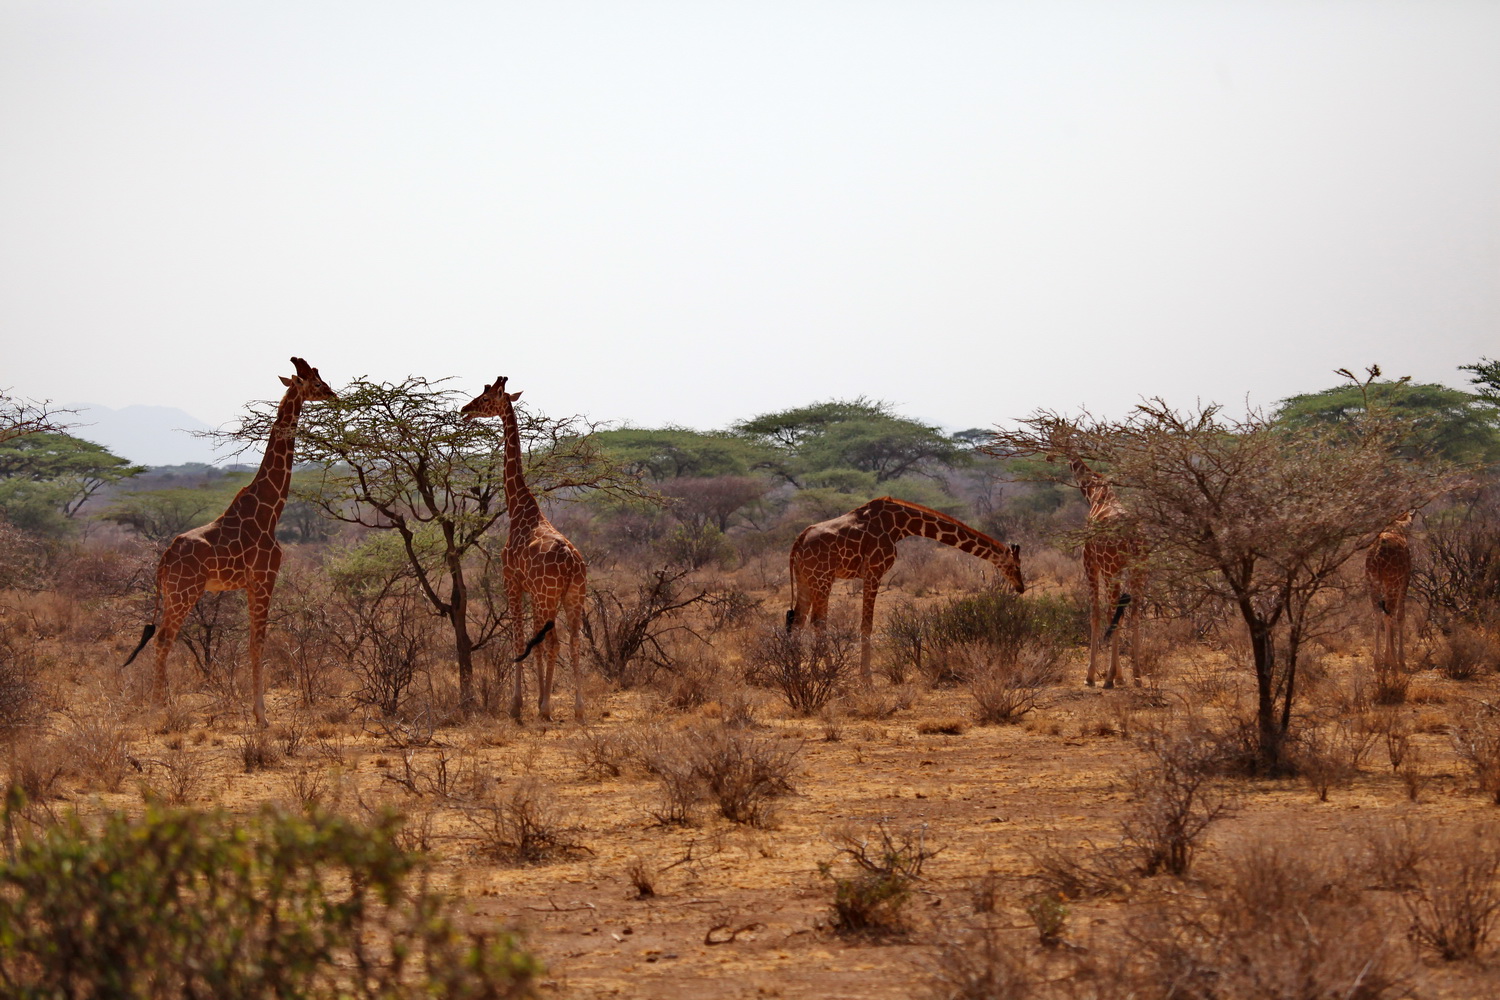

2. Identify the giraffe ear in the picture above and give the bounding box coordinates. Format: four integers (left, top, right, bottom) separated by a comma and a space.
507, 391, 523, 403
279, 376, 295, 388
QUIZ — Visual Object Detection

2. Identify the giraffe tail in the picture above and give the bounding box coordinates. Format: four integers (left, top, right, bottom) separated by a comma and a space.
1103, 593, 1132, 639
515, 619, 556, 663
122, 623, 157, 667
1377, 598, 1389, 616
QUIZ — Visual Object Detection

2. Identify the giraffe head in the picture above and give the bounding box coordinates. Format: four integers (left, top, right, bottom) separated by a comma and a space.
461, 376, 522, 421
279, 357, 338, 402
998, 541, 1025, 595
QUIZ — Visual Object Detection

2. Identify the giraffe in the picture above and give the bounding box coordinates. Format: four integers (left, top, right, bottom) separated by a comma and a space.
1061, 455, 1146, 688
461, 376, 587, 722
123, 357, 337, 726
1366, 510, 1414, 673
787, 496, 1025, 681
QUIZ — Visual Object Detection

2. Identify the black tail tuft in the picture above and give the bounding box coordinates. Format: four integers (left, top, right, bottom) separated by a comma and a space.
1103, 593, 1132, 639
1377, 598, 1389, 616
122, 623, 157, 667
514, 620, 556, 663
785, 608, 797, 632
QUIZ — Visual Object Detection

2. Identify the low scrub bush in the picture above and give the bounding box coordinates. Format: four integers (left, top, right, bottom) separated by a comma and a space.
746, 619, 858, 716
820, 819, 938, 938
1407, 821, 1500, 961
459, 776, 587, 865
641, 725, 799, 828
888, 589, 1081, 687
0, 800, 541, 998
1123, 736, 1234, 877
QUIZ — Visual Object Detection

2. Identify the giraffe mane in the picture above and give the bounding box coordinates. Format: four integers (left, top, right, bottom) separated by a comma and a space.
870, 496, 1013, 552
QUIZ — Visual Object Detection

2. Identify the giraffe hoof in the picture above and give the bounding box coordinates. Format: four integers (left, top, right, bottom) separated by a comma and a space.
1085, 679, 1096, 688
1103, 680, 1115, 690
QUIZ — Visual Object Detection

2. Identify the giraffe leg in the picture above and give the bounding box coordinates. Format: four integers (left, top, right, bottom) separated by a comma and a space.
1371, 601, 1386, 671
151, 581, 202, 706
1104, 584, 1122, 690
1085, 573, 1102, 688
565, 583, 586, 723
1127, 589, 1143, 687
534, 595, 563, 722
507, 578, 527, 722
247, 579, 273, 728
1394, 599, 1407, 673
858, 576, 881, 684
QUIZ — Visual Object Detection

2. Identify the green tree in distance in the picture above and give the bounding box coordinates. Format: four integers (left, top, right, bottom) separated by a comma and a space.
1276, 366, 1500, 466
735, 398, 968, 487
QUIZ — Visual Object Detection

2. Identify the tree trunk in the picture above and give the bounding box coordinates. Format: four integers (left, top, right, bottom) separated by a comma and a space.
447, 556, 475, 711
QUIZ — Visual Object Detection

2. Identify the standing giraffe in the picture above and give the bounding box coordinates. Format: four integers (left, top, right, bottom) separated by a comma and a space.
1366, 510, 1414, 672
123, 358, 337, 726
1061, 455, 1145, 688
461, 376, 587, 722
787, 496, 1025, 681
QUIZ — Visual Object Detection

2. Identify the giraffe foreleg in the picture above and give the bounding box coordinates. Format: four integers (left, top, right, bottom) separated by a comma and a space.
247, 580, 273, 728
532, 595, 563, 722
858, 575, 882, 684
506, 577, 528, 722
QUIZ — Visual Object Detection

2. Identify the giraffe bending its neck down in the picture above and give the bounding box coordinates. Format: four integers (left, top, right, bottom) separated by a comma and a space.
123, 358, 337, 726
787, 496, 1025, 681
1366, 510, 1414, 673
462, 376, 588, 722
1063, 455, 1146, 689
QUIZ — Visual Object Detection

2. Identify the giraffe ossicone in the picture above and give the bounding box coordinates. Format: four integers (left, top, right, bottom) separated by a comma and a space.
123, 357, 337, 727
787, 496, 1025, 681
462, 375, 588, 723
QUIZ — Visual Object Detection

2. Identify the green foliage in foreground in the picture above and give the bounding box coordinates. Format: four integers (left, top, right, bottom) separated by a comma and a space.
0, 799, 540, 999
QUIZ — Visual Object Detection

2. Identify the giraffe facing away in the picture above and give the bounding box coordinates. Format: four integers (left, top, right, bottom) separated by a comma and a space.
124, 358, 337, 726
787, 496, 1025, 681
462, 376, 587, 722
1366, 510, 1414, 672
1062, 455, 1146, 688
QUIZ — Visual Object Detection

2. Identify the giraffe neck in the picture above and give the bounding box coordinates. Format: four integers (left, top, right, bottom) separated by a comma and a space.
876, 499, 1011, 568
235, 387, 304, 526
1069, 456, 1122, 521
499, 393, 542, 529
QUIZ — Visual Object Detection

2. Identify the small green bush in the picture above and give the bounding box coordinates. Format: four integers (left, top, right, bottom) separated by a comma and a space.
0, 795, 540, 998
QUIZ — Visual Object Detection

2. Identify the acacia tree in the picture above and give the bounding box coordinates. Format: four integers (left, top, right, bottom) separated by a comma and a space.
735, 398, 967, 486
991, 401, 1458, 773
224, 376, 647, 710
0, 391, 66, 446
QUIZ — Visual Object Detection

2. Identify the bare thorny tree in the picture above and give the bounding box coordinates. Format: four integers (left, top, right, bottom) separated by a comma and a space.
989, 398, 1460, 773
219, 375, 654, 711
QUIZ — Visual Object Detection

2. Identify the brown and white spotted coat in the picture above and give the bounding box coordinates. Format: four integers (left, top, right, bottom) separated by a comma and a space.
787, 496, 1025, 680
124, 357, 337, 726
1068, 456, 1146, 688
1366, 510, 1414, 672
462, 377, 587, 722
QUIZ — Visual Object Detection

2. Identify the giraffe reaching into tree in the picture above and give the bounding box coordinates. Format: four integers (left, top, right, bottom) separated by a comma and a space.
1366, 510, 1414, 673
123, 358, 337, 726
462, 376, 587, 722
1062, 455, 1146, 688
787, 496, 1025, 681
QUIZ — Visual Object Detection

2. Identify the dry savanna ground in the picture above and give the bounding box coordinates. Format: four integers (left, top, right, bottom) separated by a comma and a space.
6, 541, 1500, 999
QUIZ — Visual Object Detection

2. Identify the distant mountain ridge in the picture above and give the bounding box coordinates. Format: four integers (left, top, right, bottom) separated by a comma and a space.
64, 403, 237, 468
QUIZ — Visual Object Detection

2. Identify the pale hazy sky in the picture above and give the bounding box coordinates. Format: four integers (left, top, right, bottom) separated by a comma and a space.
4, 2, 1498, 449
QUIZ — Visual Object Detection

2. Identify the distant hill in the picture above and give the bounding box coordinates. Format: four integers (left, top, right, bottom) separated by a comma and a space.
64, 403, 241, 468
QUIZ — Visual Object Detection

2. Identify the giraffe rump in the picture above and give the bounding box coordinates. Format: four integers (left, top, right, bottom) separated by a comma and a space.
122, 623, 156, 667
515, 619, 556, 663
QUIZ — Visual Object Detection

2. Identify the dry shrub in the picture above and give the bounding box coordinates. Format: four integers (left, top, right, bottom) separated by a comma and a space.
1450, 700, 1500, 803
651, 651, 723, 712
819, 819, 938, 938
581, 565, 722, 687
1027, 839, 1136, 900
150, 746, 206, 807
641, 725, 799, 828
689, 726, 798, 826
745, 619, 858, 716
459, 776, 587, 864
1437, 624, 1500, 680
237, 729, 281, 773
965, 646, 1062, 725
1351, 813, 1428, 891
1123, 736, 1234, 877
1126, 837, 1404, 1000
5, 735, 68, 805
925, 921, 1035, 999
59, 710, 133, 792
0, 618, 46, 737
1293, 715, 1378, 802
1407, 821, 1500, 961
